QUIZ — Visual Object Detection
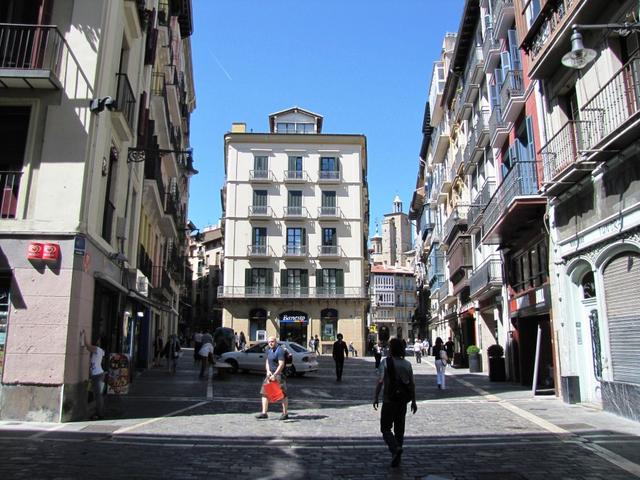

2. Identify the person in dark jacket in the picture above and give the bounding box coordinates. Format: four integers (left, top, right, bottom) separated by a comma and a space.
332, 333, 349, 381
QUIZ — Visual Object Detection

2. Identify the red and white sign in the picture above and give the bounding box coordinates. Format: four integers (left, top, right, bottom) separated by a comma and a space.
43, 243, 60, 261
27, 242, 44, 260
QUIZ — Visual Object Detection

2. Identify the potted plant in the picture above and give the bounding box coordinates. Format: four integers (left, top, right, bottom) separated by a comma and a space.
487, 344, 506, 381
467, 345, 482, 373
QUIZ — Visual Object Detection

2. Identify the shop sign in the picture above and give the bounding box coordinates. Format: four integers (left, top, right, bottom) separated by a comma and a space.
106, 353, 130, 394
280, 311, 308, 324
27, 242, 44, 260
42, 243, 60, 261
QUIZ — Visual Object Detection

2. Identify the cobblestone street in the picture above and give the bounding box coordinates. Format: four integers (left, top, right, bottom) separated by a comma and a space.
1, 352, 639, 479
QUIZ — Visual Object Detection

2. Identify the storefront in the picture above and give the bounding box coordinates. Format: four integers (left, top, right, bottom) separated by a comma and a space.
279, 310, 308, 345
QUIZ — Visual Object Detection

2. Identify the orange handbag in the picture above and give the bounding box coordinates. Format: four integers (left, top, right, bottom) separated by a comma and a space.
263, 380, 284, 402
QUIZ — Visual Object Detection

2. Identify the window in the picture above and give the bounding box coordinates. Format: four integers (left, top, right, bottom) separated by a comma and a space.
245, 268, 273, 294
321, 228, 337, 255
277, 122, 314, 134
252, 190, 268, 215
253, 155, 268, 179
287, 156, 303, 179
0, 106, 29, 219
317, 268, 344, 294
581, 271, 596, 299
508, 239, 548, 293
525, 0, 541, 27
249, 308, 267, 342
281, 269, 308, 295
252, 227, 267, 255
321, 308, 338, 341
102, 147, 118, 244
286, 227, 306, 255
287, 190, 302, 215
320, 191, 337, 216
320, 156, 339, 180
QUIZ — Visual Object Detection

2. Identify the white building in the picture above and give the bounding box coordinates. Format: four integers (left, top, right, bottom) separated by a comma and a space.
219, 107, 370, 355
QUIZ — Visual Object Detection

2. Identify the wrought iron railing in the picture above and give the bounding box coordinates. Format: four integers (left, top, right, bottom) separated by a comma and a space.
525, 0, 576, 64
318, 245, 340, 256
248, 205, 273, 217
217, 286, 367, 299
283, 245, 308, 256
284, 170, 308, 181
482, 26, 499, 66
248, 244, 269, 256
492, 0, 514, 32
539, 120, 590, 183
283, 206, 306, 217
500, 69, 524, 111
318, 170, 340, 181
483, 161, 538, 233
489, 105, 505, 134
0, 171, 21, 219
249, 169, 273, 181
468, 178, 495, 227
318, 206, 341, 217
443, 203, 470, 243
469, 255, 503, 298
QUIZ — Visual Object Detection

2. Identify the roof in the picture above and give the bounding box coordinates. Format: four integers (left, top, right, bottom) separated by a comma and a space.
371, 265, 414, 275
268, 106, 324, 133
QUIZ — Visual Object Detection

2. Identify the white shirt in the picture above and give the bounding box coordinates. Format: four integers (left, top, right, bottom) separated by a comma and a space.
90, 347, 105, 376
199, 343, 213, 357
413, 342, 422, 352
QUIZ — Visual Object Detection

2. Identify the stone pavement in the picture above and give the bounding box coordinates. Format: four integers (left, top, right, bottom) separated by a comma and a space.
1, 351, 639, 479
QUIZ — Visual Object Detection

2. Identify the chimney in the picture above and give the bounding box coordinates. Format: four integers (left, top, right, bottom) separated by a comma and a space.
231, 122, 246, 133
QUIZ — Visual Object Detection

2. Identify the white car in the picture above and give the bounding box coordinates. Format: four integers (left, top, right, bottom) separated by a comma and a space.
219, 340, 319, 377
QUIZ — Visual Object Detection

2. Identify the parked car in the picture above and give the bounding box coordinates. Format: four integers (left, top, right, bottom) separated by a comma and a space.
219, 340, 319, 377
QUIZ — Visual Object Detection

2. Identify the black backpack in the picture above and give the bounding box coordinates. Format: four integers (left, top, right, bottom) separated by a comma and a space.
386, 357, 412, 403
279, 345, 293, 365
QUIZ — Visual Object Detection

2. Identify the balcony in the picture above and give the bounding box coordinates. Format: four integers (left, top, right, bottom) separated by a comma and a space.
318, 206, 342, 220
248, 205, 274, 220
442, 203, 470, 245
447, 235, 473, 280
468, 178, 495, 233
247, 244, 272, 258
150, 265, 172, 294
249, 169, 275, 183
469, 255, 503, 300
283, 245, 308, 259
482, 26, 501, 74
492, 0, 515, 39
499, 70, 525, 123
318, 170, 340, 183
483, 161, 545, 244
284, 170, 309, 183
489, 106, 509, 148
463, 109, 490, 173
283, 206, 308, 219
217, 286, 367, 299
437, 280, 456, 305
541, 55, 640, 197
431, 121, 451, 164
0, 171, 21, 219
0, 24, 68, 89
318, 245, 341, 258
452, 91, 473, 123
466, 46, 484, 85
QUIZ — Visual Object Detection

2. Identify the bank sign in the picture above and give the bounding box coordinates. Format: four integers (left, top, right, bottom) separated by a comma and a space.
280, 311, 308, 325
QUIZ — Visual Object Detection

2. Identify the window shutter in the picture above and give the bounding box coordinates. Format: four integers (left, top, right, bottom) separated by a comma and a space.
301, 270, 308, 288
336, 269, 344, 288
508, 30, 521, 70
266, 269, 273, 287
316, 269, 324, 287
500, 51, 511, 79
494, 67, 504, 90
245, 268, 252, 287
281, 269, 288, 287
302, 228, 307, 246
525, 116, 535, 162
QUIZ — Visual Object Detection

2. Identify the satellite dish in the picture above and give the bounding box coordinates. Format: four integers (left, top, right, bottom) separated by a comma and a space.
561, 30, 597, 69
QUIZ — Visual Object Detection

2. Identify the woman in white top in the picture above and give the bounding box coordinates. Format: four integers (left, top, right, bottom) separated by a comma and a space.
82, 330, 106, 419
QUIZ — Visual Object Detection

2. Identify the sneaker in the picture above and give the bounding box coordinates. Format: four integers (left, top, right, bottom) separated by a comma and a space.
255, 413, 268, 419
278, 413, 289, 421
391, 447, 403, 467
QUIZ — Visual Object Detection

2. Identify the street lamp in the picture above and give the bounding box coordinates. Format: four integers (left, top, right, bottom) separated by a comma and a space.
562, 22, 640, 69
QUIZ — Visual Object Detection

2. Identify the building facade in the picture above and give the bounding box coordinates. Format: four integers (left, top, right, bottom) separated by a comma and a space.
219, 107, 370, 355
369, 265, 417, 342
0, 0, 195, 421
519, 0, 640, 421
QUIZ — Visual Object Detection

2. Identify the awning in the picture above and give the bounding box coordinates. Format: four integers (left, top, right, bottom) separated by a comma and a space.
128, 290, 172, 312
94, 272, 128, 294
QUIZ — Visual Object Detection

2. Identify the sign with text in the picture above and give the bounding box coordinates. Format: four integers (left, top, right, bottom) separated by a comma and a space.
107, 353, 130, 395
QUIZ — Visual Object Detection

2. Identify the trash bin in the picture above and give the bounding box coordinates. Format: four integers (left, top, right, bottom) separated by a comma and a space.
561, 375, 581, 404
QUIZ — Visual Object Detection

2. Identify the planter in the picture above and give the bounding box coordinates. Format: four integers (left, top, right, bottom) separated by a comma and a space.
469, 352, 482, 373
488, 357, 506, 381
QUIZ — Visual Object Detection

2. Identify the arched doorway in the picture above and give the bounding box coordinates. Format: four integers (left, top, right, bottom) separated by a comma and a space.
279, 311, 308, 345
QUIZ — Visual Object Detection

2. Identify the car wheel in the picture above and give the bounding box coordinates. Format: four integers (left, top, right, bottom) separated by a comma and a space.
225, 359, 239, 373
284, 365, 296, 377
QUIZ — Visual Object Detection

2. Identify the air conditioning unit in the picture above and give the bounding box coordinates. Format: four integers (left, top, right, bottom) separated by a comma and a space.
128, 268, 149, 297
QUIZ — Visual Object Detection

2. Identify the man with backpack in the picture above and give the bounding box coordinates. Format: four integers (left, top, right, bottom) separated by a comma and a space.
373, 337, 417, 468
256, 336, 289, 420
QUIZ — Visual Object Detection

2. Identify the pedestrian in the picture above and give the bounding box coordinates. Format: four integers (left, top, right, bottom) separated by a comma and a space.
373, 337, 417, 468
413, 337, 422, 363
313, 335, 320, 354
234, 331, 240, 350
193, 330, 203, 365
153, 332, 163, 367
163, 334, 181, 374
82, 330, 106, 420
332, 333, 349, 381
256, 336, 289, 420
348, 341, 358, 357
239, 331, 247, 350
433, 337, 447, 389
422, 338, 430, 356
198, 336, 214, 379
444, 336, 455, 366
308, 338, 314, 351
374, 340, 383, 369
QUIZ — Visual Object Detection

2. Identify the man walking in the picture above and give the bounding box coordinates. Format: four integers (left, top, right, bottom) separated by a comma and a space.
444, 336, 455, 366
313, 334, 320, 354
256, 336, 289, 420
373, 337, 417, 468
332, 333, 349, 381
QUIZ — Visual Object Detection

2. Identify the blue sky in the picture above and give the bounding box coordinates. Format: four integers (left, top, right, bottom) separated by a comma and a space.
188, 0, 465, 236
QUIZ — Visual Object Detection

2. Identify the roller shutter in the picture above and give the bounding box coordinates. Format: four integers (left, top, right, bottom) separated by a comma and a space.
603, 252, 640, 385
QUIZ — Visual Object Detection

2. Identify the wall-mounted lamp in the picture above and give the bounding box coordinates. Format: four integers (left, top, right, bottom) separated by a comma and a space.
108, 252, 128, 263
89, 96, 117, 113
562, 22, 640, 69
